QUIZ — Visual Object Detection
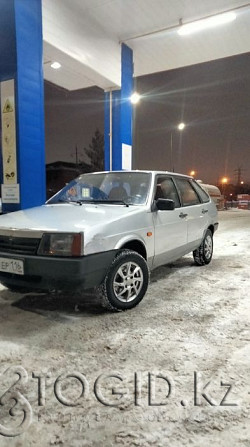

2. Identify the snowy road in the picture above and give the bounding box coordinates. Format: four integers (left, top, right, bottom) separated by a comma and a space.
0, 209, 249, 446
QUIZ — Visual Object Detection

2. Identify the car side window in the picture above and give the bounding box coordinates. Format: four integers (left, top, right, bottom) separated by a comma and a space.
191, 180, 210, 203
175, 178, 201, 207
154, 176, 180, 208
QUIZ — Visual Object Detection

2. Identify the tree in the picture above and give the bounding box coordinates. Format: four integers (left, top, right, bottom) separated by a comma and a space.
83, 128, 104, 172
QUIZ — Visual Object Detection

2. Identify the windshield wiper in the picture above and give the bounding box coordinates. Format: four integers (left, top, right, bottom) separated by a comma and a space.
72, 199, 129, 207
105, 200, 129, 207
52, 199, 85, 205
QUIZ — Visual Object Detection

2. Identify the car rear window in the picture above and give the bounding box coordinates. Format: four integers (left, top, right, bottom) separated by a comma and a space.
191, 180, 210, 203
175, 178, 201, 207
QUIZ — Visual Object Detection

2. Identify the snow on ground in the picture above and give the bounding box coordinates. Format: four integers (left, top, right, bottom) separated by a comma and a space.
0, 209, 249, 446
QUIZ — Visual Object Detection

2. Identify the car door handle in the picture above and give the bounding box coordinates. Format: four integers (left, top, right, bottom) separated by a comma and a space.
179, 212, 188, 219
202, 209, 208, 214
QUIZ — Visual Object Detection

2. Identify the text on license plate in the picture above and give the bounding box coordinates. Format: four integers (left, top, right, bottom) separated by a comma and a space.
0, 258, 24, 275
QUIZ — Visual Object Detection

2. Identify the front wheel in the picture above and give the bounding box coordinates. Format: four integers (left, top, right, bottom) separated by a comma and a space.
193, 229, 213, 266
97, 250, 149, 311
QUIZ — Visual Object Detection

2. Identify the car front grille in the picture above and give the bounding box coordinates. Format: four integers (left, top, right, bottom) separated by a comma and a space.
0, 236, 41, 255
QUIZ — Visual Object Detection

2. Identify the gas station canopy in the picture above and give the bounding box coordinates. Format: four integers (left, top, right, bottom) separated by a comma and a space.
42, 0, 250, 91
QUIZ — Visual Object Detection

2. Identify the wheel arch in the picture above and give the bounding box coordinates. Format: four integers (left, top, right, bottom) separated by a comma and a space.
207, 224, 215, 235
116, 237, 147, 260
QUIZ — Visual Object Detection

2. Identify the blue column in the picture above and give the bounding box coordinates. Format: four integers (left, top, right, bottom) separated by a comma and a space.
120, 44, 133, 150
104, 44, 134, 171
0, 0, 45, 213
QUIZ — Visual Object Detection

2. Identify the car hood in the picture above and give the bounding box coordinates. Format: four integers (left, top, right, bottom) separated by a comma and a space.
0, 203, 145, 234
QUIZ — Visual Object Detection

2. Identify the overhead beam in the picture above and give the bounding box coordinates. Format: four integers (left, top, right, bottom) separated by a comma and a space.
42, 0, 122, 90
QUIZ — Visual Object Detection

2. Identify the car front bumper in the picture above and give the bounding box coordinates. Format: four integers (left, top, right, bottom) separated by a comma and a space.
0, 250, 117, 291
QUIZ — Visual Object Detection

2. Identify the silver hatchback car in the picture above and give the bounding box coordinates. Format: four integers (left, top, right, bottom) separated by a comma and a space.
0, 171, 218, 311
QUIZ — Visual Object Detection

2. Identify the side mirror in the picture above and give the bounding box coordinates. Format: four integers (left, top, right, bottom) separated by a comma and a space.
155, 198, 175, 211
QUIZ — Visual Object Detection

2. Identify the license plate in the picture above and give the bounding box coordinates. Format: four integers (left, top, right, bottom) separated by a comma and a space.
0, 257, 24, 275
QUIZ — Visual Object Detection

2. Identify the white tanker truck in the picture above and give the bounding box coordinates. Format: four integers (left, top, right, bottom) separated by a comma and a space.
197, 181, 224, 210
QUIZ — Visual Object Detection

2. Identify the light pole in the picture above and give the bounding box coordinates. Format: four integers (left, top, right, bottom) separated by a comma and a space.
170, 122, 186, 172
221, 177, 228, 202
170, 131, 173, 172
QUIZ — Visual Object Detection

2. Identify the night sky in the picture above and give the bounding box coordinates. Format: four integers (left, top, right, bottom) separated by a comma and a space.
45, 52, 250, 185
44, 83, 104, 166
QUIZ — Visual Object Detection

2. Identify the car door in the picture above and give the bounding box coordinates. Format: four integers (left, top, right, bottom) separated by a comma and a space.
152, 175, 188, 268
174, 178, 207, 249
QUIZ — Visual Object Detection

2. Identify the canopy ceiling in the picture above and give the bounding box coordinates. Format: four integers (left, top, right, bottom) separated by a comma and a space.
42, 0, 250, 90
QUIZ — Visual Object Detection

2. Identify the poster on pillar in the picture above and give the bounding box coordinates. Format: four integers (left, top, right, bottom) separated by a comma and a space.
1, 79, 18, 187
122, 143, 132, 170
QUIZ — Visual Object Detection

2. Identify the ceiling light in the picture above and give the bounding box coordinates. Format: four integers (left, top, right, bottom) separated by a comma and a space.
130, 92, 141, 104
50, 62, 61, 69
178, 11, 236, 36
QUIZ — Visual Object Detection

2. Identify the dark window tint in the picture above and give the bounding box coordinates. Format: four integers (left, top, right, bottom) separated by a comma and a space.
154, 176, 180, 208
175, 178, 200, 206
191, 180, 210, 203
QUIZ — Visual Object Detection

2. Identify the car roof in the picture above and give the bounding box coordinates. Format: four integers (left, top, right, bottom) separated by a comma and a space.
85, 170, 193, 179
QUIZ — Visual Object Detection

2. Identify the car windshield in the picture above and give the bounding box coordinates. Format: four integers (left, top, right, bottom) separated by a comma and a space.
47, 172, 151, 206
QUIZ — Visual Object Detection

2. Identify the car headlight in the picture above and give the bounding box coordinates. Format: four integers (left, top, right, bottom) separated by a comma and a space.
38, 233, 83, 257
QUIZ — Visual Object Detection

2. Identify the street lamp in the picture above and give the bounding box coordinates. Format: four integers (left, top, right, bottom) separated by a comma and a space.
178, 122, 186, 131
170, 122, 186, 172
190, 170, 196, 177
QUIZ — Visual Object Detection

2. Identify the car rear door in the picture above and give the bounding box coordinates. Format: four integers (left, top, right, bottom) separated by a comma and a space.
152, 175, 188, 268
174, 178, 207, 248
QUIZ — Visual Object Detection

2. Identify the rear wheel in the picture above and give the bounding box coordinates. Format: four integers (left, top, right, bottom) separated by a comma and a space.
97, 249, 149, 311
193, 229, 213, 266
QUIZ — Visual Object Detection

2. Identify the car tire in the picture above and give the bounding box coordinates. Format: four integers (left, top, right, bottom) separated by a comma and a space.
97, 249, 149, 311
193, 229, 213, 266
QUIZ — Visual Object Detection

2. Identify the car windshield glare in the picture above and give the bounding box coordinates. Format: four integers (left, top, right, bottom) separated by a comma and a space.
47, 172, 151, 206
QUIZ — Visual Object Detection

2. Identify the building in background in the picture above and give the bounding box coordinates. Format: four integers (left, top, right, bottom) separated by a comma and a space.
46, 161, 91, 198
